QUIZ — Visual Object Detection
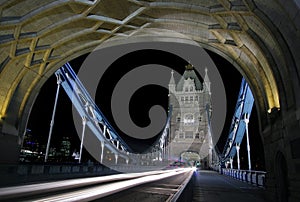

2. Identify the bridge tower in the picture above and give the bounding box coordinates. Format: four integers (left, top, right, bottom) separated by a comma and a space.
168, 64, 212, 169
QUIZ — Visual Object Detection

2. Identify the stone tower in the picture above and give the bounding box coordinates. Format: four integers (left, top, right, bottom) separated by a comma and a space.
168, 63, 212, 168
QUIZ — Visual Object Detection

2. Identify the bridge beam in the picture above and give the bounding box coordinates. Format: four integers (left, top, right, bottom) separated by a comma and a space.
230, 157, 233, 169
236, 143, 240, 170
79, 116, 87, 163
115, 153, 118, 165
244, 113, 251, 171
100, 141, 104, 164
45, 74, 62, 163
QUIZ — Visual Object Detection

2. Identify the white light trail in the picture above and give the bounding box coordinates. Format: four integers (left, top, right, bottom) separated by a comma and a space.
32, 168, 192, 202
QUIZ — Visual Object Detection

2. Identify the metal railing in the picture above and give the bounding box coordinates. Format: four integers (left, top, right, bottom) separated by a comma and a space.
222, 168, 266, 187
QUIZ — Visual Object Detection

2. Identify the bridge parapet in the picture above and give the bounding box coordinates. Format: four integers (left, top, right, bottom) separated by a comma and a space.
0, 163, 118, 187
222, 168, 266, 187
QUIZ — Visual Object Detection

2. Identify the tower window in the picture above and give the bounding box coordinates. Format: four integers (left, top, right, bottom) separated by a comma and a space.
184, 114, 194, 125
175, 130, 179, 138
200, 130, 204, 137
185, 87, 188, 92
199, 116, 202, 122
195, 96, 198, 101
195, 133, 200, 139
190, 86, 193, 91
177, 117, 181, 122
185, 131, 193, 138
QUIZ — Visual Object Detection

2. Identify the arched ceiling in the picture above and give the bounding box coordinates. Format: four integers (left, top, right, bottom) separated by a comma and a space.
0, 0, 299, 135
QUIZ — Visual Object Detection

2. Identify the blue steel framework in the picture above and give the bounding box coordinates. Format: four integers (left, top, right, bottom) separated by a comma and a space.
48, 63, 171, 166
47, 63, 254, 171
219, 78, 254, 170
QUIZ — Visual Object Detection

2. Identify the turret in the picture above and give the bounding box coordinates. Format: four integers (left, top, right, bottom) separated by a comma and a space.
204, 67, 211, 94
168, 70, 176, 93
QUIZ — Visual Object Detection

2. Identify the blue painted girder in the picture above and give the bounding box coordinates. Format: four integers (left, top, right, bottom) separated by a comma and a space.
221, 78, 254, 162
55, 63, 132, 155
55, 62, 172, 159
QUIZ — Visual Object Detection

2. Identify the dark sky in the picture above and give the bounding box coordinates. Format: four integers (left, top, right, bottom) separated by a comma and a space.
94, 49, 203, 151
27, 49, 264, 169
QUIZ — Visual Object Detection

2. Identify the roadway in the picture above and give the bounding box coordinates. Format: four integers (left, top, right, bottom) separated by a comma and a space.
0, 169, 268, 202
192, 170, 267, 202
0, 168, 193, 202
98, 168, 193, 201
99, 169, 268, 202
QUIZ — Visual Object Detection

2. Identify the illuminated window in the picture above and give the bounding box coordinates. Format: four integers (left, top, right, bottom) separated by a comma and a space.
200, 130, 204, 139
175, 130, 179, 138
184, 114, 194, 125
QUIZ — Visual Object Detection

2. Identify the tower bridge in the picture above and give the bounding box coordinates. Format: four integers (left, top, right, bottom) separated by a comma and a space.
168, 63, 215, 169
0, 1, 300, 201
53, 61, 213, 170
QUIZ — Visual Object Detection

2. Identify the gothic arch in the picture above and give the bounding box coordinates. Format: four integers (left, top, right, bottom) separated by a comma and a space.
0, 1, 300, 199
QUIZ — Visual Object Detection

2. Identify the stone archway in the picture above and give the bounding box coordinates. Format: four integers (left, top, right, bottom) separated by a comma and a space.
0, 1, 299, 200
180, 151, 200, 162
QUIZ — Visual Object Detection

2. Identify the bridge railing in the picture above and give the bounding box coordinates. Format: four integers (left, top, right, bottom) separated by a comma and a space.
0, 163, 118, 187
222, 168, 266, 187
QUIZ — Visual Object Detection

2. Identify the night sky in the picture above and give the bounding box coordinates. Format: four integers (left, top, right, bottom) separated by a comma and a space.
26, 49, 264, 170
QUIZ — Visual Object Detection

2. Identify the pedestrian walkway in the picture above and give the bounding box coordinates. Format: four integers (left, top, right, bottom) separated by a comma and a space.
192, 170, 268, 202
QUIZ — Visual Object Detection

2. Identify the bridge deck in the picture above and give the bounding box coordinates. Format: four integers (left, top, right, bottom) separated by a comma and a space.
192, 170, 267, 202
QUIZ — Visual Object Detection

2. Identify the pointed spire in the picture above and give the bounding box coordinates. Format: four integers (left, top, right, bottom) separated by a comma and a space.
177, 63, 203, 91
204, 68, 210, 82
169, 70, 175, 85
204, 67, 211, 93
169, 70, 176, 93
